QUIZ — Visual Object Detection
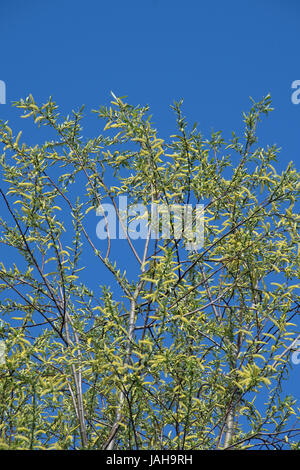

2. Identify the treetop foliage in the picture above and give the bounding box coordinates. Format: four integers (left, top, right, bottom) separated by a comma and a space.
0, 93, 299, 449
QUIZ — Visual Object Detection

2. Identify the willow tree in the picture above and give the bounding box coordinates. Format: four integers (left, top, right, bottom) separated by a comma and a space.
0, 93, 299, 450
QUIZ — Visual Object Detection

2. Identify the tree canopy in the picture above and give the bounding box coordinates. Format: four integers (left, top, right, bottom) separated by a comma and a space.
0, 94, 299, 450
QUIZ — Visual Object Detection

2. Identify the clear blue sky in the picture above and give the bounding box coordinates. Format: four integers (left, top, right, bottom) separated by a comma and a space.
0, 0, 299, 428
